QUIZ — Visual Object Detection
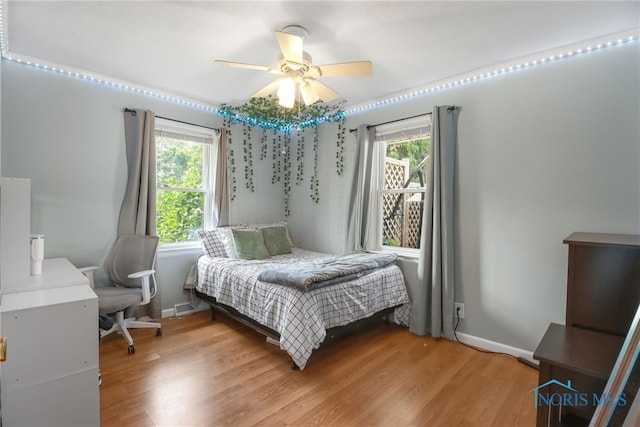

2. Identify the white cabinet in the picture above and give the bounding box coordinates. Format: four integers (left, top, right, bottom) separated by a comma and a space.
1, 258, 99, 427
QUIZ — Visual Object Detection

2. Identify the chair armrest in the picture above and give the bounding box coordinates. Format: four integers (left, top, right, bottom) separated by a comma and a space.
78, 266, 99, 289
127, 270, 157, 305
128, 270, 155, 279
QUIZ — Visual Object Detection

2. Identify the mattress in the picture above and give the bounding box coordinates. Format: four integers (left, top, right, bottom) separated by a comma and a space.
196, 248, 410, 369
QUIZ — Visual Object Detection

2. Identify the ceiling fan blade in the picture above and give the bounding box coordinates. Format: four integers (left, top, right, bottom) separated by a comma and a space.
300, 80, 320, 105
309, 61, 373, 77
275, 31, 303, 64
215, 60, 280, 74
307, 79, 340, 103
251, 79, 282, 98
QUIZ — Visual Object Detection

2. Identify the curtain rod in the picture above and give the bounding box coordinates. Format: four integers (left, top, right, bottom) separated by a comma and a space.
124, 108, 220, 131
348, 112, 433, 133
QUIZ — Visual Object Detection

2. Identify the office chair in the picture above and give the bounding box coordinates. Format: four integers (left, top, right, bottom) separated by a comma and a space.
80, 234, 162, 354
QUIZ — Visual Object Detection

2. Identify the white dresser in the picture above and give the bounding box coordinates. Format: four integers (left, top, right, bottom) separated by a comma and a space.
0, 258, 99, 427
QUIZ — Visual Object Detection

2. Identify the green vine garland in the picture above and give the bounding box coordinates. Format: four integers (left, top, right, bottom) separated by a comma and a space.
242, 125, 255, 192
310, 126, 320, 203
336, 117, 346, 175
222, 117, 238, 201
296, 131, 305, 185
219, 96, 346, 214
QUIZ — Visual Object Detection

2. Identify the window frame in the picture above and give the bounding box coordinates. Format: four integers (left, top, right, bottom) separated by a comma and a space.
155, 118, 216, 249
374, 116, 431, 257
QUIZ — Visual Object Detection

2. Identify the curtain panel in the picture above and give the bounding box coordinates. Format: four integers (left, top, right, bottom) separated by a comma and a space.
347, 107, 460, 338
414, 105, 460, 338
213, 128, 229, 227
184, 127, 229, 290
119, 109, 157, 236
346, 124, 377, 251
119, 108, 161, 319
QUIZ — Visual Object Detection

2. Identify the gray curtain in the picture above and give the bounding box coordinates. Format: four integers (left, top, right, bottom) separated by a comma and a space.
213, 127, 230, 227
413, 105, 460, 338
184, 126, 229, 290
118, 108, 160, 319
346, 124, 376, 251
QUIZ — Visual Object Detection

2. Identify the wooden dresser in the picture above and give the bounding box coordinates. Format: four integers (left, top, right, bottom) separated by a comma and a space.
533, 232, 640, 427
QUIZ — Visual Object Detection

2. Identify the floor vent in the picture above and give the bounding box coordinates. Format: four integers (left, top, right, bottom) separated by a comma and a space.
174, 302, 200, 316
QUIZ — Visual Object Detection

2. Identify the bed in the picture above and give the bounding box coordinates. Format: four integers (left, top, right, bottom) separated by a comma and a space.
195, 223, 411, 370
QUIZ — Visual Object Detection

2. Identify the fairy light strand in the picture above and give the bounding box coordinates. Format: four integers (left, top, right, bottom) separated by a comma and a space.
0, 0, 636, 130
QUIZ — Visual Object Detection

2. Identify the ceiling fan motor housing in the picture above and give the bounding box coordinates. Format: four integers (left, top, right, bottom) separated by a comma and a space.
277, 51, 312, 75
280, 25, 309, 40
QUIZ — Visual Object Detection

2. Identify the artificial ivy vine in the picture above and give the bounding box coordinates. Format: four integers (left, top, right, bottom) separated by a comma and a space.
310, 126, 320, 204
283, 132, 292, 217
242, 125, 255, 192
260, 129, 268, 161
218, 95, 347, 214
218, 95, 345, 133
296, 131, 305, 185
336, 117, 346, 176
222, 117, 238, 201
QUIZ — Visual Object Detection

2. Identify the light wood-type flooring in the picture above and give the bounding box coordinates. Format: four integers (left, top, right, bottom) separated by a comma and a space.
99, 309, 538, 426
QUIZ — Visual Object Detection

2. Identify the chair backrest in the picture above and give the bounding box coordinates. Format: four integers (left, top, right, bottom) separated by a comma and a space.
107, 234, 159, 289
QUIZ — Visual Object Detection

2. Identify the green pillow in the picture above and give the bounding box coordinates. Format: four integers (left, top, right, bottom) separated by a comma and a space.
261, 226, 292, 256
231, 228, 270, 260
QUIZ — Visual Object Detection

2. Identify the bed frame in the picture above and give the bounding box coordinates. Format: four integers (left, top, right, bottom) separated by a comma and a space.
194, 289, 395, 370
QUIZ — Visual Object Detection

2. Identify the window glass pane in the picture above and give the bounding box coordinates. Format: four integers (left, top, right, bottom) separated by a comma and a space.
382, 137, 430, 250
155, 120, 213, 245
156, 189, 204, 243
156, 135, 205, 189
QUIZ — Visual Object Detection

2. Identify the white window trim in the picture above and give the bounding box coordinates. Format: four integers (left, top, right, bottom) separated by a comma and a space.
158, 241, 202, 251
372, 115, 431, 255
155, 118, 217, 244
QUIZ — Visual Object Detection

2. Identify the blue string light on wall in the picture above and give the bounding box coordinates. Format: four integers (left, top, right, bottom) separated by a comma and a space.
0, 0, 636, 129
217, 96, 345, 133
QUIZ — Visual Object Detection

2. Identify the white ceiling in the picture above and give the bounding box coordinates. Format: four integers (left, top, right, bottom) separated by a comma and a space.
4, 1, 639, 109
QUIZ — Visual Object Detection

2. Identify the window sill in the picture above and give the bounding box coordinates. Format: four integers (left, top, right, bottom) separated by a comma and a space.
372, 246, 420, 260
158, 242, 203, 253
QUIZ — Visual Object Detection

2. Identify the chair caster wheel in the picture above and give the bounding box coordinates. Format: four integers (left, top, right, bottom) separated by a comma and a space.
156, 328, 162, 336
128, 345, 135, 354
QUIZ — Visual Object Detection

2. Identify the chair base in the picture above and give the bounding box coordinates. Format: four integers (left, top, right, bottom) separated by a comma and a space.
100, 310, 162, 354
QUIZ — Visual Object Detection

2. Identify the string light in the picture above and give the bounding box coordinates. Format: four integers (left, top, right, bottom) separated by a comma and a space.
345, 32, 639, 116
0, 0, 636, 129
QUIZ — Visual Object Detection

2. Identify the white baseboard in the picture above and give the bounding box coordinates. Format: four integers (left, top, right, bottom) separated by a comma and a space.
454, 331, 538, 366
161, 308, 176, 318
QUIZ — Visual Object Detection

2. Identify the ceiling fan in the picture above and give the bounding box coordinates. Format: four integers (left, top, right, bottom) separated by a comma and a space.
215, 25, 372, 108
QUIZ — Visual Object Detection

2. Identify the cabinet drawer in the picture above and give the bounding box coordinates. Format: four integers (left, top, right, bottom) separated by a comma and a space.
1, 297, 98, 389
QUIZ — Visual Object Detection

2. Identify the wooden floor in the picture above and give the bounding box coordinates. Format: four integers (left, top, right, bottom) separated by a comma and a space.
99, 309, 538, 426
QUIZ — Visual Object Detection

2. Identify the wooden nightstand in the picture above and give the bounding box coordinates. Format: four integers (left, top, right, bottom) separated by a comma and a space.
533, 323, 624, 426
532, 232, 640, 427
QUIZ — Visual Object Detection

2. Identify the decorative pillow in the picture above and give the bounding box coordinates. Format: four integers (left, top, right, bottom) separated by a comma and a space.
197, 224, 246, 258
251, 221, 295, 247
197, 229, 227, 258
218, 228, 239, 258
261, 226, 292, 256
231, 228, 270, 260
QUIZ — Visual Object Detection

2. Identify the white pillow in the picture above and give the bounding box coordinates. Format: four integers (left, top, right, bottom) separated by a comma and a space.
218, 227, 239, 259
197, 229, 227, 258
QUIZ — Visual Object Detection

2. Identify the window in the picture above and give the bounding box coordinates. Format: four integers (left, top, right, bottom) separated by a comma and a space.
155, 118, 216, 245
375, 116, 431, 253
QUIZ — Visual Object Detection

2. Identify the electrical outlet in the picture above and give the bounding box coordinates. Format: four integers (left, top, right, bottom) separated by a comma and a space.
454, 302, 465, 319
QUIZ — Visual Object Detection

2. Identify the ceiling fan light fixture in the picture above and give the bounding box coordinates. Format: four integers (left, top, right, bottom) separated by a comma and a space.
216, 24, 372, 106
277, 77, 296, 108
